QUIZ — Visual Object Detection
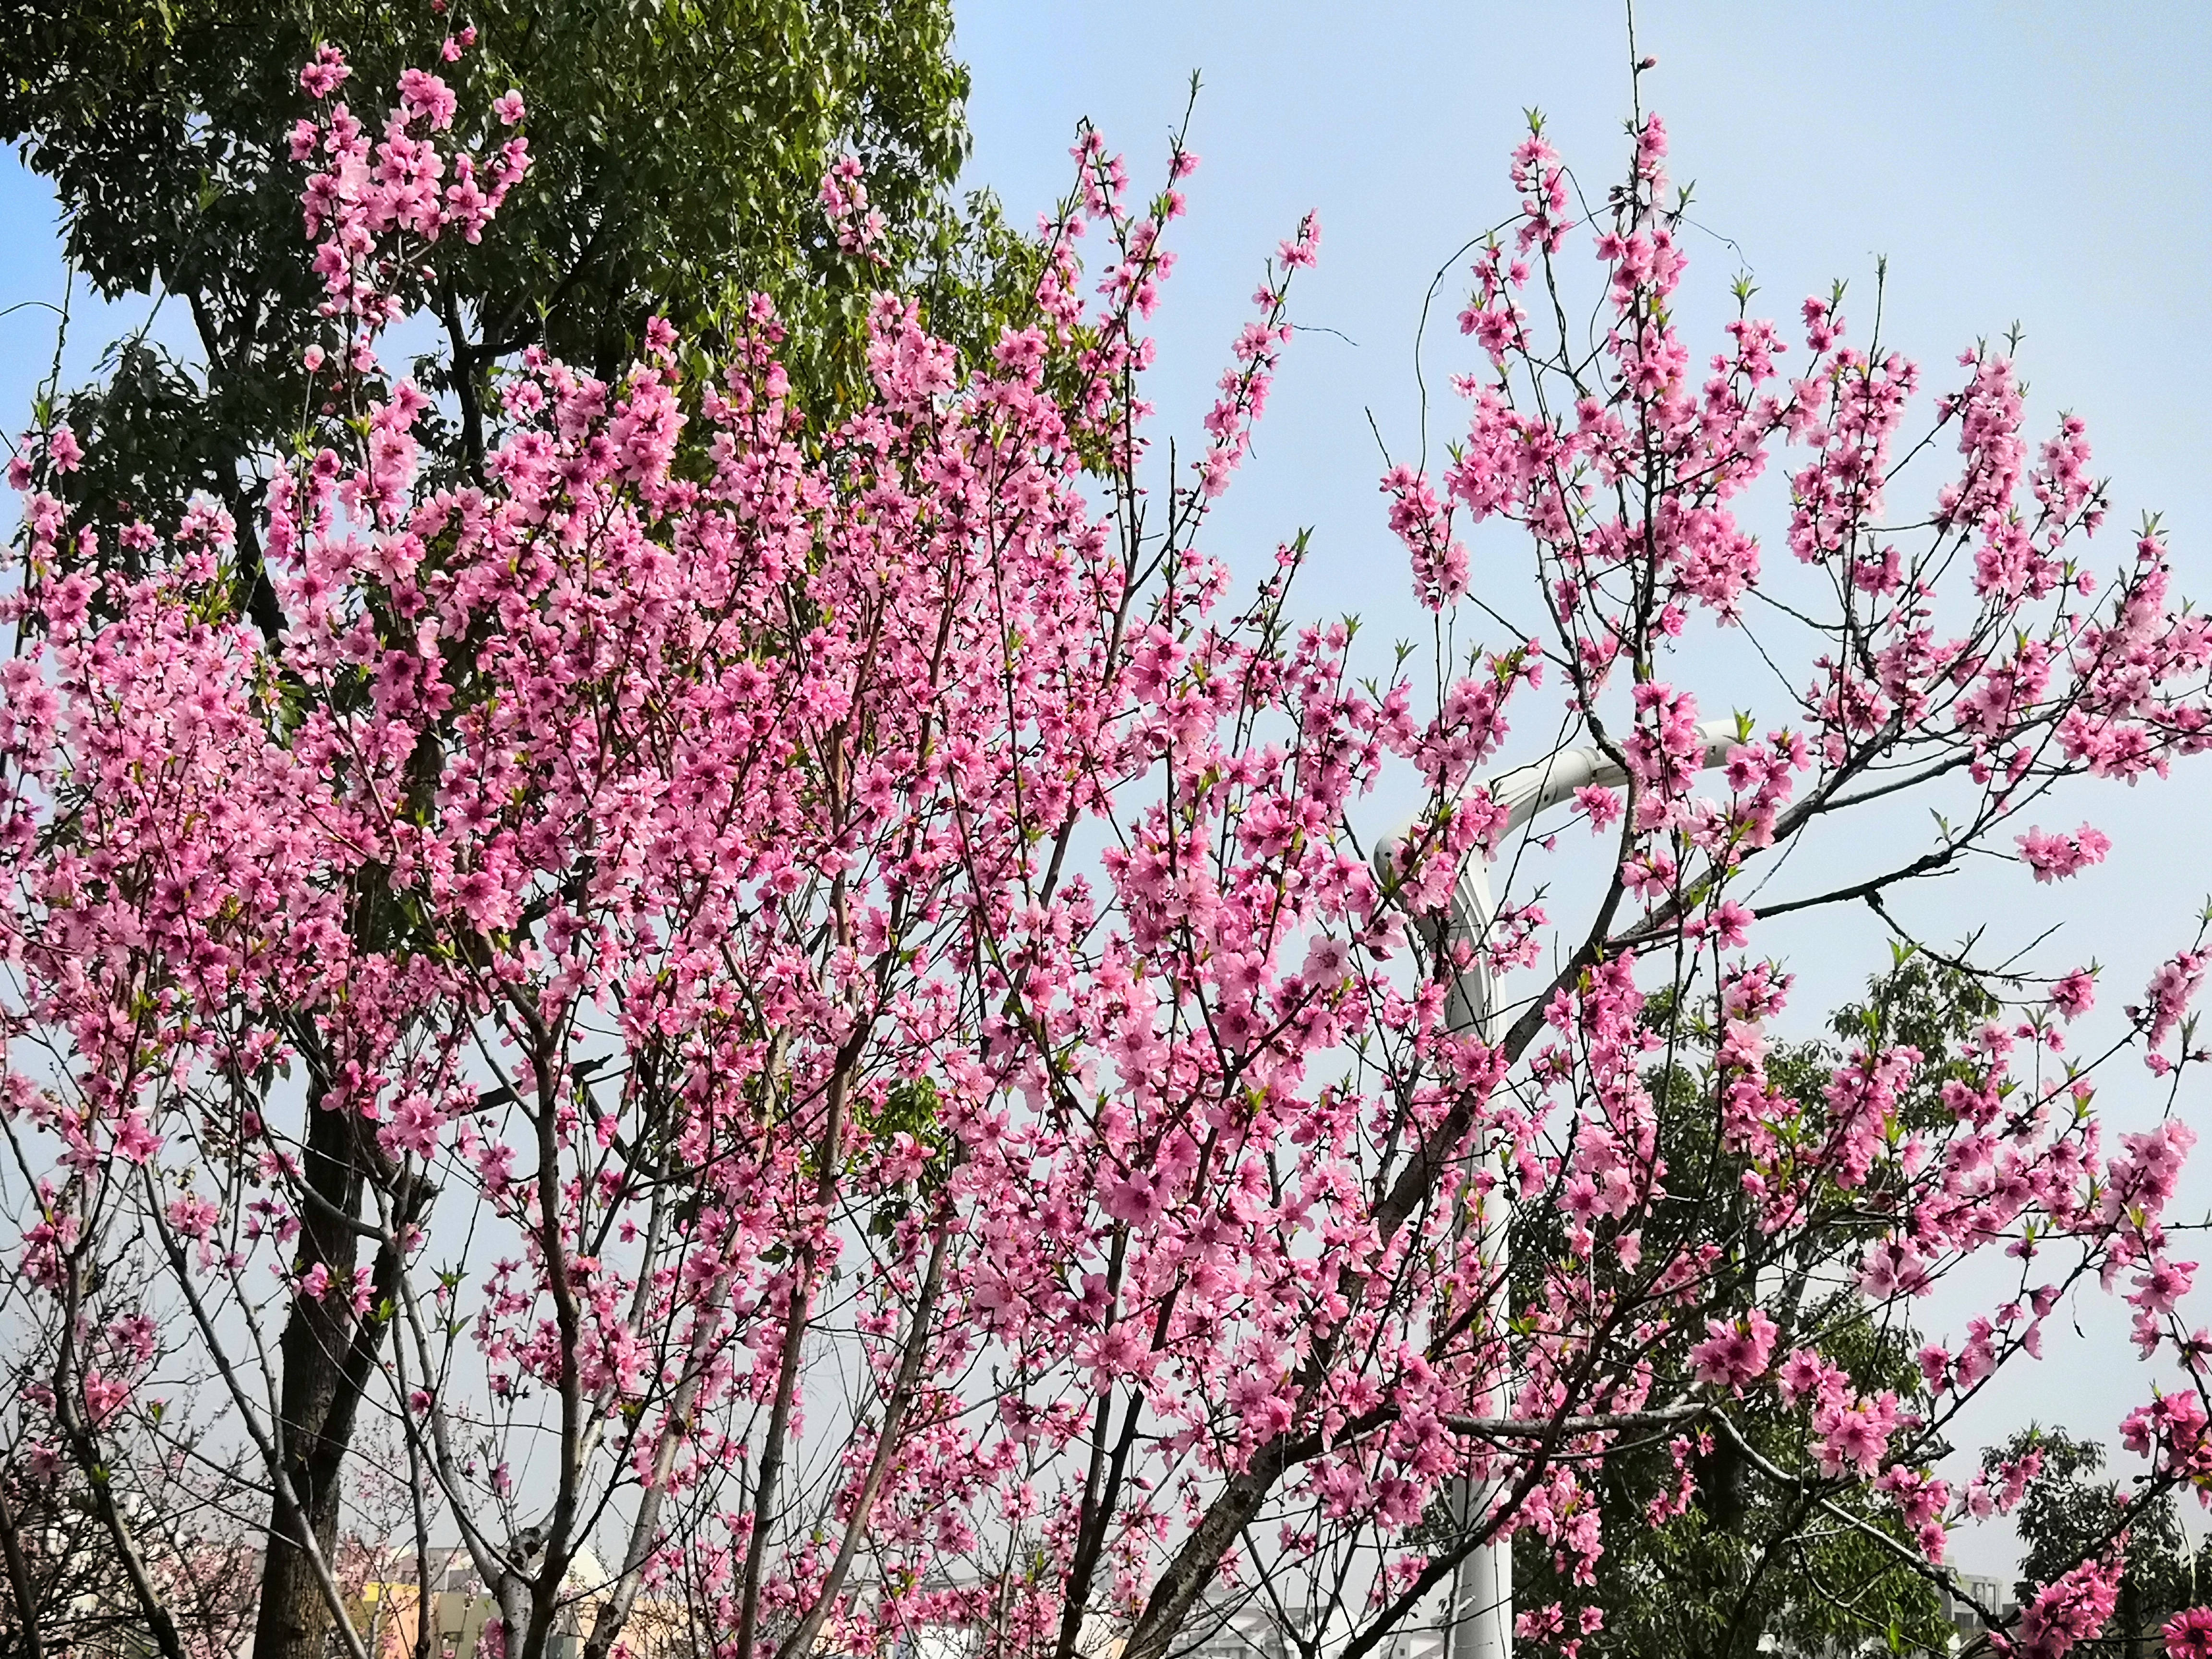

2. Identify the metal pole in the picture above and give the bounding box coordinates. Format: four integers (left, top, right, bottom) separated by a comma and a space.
1378, 721, 1739, 1659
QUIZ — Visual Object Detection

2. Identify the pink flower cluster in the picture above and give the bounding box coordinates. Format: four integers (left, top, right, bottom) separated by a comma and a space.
4, 53, 2212, 1659
295, 47, 528, 351
1687, 1308, 1777, 1393
2167, 1607, 2212, 1659
820, 154, 887, 263
2013, 1553, 2121, 1659
2018, 822, 2113, 883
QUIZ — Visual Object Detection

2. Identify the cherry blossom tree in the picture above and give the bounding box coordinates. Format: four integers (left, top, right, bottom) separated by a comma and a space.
8, 45, 2212, 1659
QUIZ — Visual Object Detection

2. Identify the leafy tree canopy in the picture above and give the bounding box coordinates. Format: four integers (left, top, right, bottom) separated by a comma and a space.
2000, 1425, 2212, 1658
1508, 956, 2001, 1658
1, 0, 1036, 627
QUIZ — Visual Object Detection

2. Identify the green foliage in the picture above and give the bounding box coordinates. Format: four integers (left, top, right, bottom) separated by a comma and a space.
860, 1075, 951, 1239
1528, 1310, 1945, 1659
1997, 1425, 2212, 1656
1831, 950, 2005, 1135
2, 0, 1039, 612
1506, 954, 2002, 1658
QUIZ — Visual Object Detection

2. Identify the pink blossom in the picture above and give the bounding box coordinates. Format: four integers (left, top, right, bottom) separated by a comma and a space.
2164, 1608, 2212, 1659
1383, 464, 1467, 609
1689, 1308, 1779, 1392
397, 69, 458, 130
299, 44, 350, 97
2051, 968, 2096, 1021
81, 1370, 130, 1425
1575, 784, 1622, 830
0, 54, 2203, 1657
2016, 1554, 2121, 1659
2018, 823, 2113, 883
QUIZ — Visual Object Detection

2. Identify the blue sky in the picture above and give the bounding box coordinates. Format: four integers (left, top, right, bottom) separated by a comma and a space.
3, 0, 2210, 1578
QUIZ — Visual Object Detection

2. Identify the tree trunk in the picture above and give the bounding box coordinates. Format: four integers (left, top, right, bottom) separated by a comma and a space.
251, 1085, 363, 1659
220, 480, 287, 648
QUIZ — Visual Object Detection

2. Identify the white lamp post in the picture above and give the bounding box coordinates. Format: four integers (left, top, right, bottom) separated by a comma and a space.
1377, 718, 1740, 1659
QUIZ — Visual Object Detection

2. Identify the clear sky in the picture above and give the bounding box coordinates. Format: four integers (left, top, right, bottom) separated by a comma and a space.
3, 0, 2210, 1583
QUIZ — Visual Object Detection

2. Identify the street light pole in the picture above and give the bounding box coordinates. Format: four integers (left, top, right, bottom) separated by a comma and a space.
1378, 719, 1740, 1659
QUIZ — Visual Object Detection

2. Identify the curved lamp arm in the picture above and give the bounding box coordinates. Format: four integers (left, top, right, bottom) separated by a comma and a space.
1373, 717, 1743, 1034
